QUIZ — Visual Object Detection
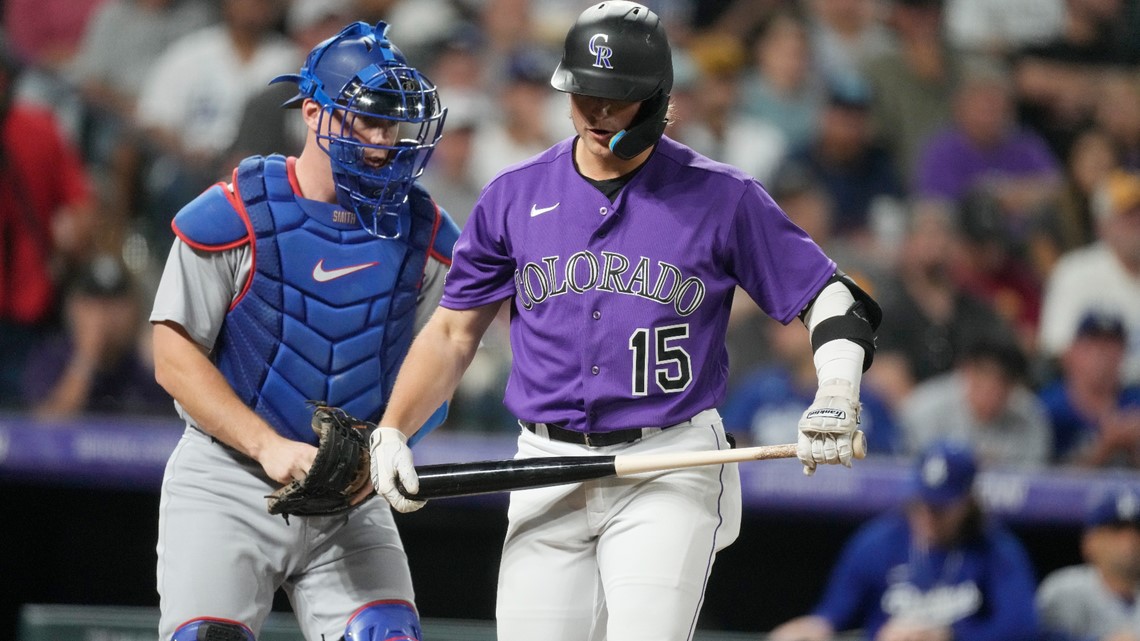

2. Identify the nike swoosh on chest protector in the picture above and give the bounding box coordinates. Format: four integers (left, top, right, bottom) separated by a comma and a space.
312, 259, 379, 282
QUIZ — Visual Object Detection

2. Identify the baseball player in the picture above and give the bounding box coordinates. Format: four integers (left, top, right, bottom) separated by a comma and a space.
1037, 486, 1140, 641
148, 22, 458, 641
770, 441, 1039, 641
370, 3, 879, 640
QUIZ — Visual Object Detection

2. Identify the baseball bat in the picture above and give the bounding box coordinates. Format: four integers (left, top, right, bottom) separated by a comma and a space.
398, 431, 866, 500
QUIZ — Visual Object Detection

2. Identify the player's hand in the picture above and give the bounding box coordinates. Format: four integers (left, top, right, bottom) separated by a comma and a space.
768, 615, 834, 641
258, 437, 318, 486
797, 378, 860, 476
370, 427, 426, 513
875, 618, 951, 641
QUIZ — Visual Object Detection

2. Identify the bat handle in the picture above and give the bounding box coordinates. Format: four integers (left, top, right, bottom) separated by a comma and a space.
853, 430, 867, 460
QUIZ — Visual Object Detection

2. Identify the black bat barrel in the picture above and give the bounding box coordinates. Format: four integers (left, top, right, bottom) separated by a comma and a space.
398, 456, 618, 499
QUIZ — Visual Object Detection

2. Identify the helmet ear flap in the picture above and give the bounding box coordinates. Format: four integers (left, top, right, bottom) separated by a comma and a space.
609, 92, 669, 160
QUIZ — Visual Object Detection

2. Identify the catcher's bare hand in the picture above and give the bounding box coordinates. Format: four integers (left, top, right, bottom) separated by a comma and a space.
259, 437, 318, 485
370, 427, 426, 513
769, 615, 835, 641
265, 404, 376, 517
797, 378, 861, 476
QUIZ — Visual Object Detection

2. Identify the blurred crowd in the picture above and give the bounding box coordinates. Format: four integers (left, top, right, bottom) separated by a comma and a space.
1, 0, 1139, 475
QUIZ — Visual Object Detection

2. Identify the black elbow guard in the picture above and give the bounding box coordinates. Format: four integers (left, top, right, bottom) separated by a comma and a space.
807, 270, 882, 372
810, 302, 878, 371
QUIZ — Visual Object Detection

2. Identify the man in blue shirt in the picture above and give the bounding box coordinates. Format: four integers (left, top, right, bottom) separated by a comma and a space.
769, 441, 1039, 641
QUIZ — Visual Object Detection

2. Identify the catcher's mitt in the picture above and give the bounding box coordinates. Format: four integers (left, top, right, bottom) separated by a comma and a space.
266, 403, 376, 517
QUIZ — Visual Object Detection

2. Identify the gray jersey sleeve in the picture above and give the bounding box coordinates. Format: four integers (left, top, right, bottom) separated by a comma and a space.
1037, 565, 1138, 640
149, 238, 252, 351
414, 255, 448, 334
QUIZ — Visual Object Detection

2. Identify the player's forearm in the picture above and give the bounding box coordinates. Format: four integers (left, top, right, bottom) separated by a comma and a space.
152, 321, 283, 459
382, 302, 502, 436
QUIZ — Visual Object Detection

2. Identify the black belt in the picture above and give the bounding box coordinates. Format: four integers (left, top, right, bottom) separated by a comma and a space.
520, 420, 650, 447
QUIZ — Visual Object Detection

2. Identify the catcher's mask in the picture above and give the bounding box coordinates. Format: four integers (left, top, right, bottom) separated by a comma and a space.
551, 1, 672, 160
272, 21, 446, 239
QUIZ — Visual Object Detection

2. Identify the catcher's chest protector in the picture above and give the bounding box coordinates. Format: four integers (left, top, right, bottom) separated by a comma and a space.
215, 155, 437, 443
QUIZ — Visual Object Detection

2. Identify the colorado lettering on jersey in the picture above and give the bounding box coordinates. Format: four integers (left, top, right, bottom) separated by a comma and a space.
514, 250, 707, 316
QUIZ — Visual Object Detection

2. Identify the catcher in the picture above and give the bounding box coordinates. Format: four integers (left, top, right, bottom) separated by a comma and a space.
148, 21, 457, 641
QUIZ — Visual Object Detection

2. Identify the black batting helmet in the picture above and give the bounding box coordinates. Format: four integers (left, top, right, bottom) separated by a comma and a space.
551, 1, 672, 101
551, 1, 673, 159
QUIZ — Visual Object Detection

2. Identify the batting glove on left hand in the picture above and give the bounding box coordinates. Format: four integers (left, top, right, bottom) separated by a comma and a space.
797, 378, 861, 476
370, 427, 426, 513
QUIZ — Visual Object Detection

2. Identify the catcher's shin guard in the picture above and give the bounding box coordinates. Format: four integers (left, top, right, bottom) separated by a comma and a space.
171, 617, 254, 641
345, 600, 422, 641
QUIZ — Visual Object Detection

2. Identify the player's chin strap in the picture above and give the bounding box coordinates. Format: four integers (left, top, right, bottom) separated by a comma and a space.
608, 91, 670, 160
801, 270, 881, 372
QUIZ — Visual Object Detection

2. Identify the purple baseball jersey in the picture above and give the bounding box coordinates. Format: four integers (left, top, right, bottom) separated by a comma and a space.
442, 136, 835, 433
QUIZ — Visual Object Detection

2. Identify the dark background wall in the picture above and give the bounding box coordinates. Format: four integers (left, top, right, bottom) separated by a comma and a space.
1, 481, 1083, 639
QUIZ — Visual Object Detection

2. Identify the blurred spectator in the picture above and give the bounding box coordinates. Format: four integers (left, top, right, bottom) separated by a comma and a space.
1037, 486, 1140, 641
1018, 0, 1138, 67
945, 0, 1066, 57
778, 75, 905, 243
1009, 0, 1138, 162
467, 45, 560, 188
225, 0, 356, 165
1040, 311, 1140, 467
68, 0, 218, 132
1009, 50, 1102, 164
1028, 127, 1119, 278
382, 0, 467, 66
0, 42, 96, 409
899, 334, 1053, 466
767, 160, 895, 280
417, 94, 482, 227
67, 0, 218, 259
21, 253, 171, 418
422, 21, 488, 99
950, 188, 1043, 353
720, 317, 901, 455
737, 8, 824, 151
3, 0, 107, 73
769, 441, 1039, 641
132, 0, 297, 233
724, 165, 889, 387
479, 0, 539, 57
1039, 170, 1140, 384
669, 34, 786, 184
915, 57, 1062, 215
863, 0, 960, 185
803, 0, 893, 87
866, 202, 1014, 409
1094, 71, 1140, 171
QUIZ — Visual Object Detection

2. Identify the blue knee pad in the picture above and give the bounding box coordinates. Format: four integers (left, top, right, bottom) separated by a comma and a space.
171, 617, 255, 641
345, 600, 422, 641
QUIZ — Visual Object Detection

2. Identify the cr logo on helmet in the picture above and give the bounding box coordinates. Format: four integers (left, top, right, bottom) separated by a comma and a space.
589, 34, 613, 69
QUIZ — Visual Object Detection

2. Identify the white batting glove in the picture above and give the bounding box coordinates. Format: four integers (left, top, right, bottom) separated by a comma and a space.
797, 378, 861, 476
369, 427, 426, 513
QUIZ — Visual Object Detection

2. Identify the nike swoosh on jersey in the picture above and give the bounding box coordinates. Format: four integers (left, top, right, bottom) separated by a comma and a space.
312, 259, 379, 282
530, 202, 560, 217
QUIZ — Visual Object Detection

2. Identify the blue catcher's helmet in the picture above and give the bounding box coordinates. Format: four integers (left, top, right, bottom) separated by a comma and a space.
271, 21, 445, 238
